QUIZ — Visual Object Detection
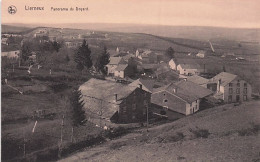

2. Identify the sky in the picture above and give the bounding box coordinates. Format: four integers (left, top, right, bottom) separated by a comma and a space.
1, 0, 260, 28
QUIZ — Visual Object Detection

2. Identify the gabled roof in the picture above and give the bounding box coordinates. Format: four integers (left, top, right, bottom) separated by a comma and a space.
178, 63, 202, 69
115, 64, 128, 71
153, 80, 213, 103
79, 78, 137, 118
108, 57, 126, 65
187, 75, 209, 85
129, 78, 154, 93
210, 72, 238, 86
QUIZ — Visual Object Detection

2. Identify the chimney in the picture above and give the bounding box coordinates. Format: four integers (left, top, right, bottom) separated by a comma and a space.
139, 84, 142, 90
115, 94, 118, 101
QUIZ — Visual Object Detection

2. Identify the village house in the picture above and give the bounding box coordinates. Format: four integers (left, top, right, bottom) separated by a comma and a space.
196, 50, 206, 58
209, 72, 252, 103
114, 64, 133, 78
65, 41, 82, 48
1, 38, 8, 45
106, 57, 127, 76
79, 78, 151, 124
177, 63, 204, 75
168, 58, 178, 70
151, 80, 213, 118
1, 50, 20, 59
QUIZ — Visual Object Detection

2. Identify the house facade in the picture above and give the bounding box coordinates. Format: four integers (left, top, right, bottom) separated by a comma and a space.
106, 57, 127, 76
177, 63, 204, 75
151, 80, 213, 116
168, 59, 177, 70
210, 72, 252, 103
79, 78, 151, 124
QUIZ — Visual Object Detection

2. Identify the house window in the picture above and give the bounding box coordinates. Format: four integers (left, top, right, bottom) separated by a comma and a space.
244, 83, 247, 87
236, 88, 240, 94
228, 95, 232, 103
236, 95, 240, 102
164, 99, 168, 103
144, 100, 148, 106
229, 88, 233, 94
132, 104, 136, 110
163, 93, 166, 96
237, 83, 240, 87
243, 88, 247, 94
243, 95, 247, 101
122, 106, 127, 113
229, 83, 233, 87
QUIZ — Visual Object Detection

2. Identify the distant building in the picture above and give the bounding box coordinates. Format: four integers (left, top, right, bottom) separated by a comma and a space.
177, 63, 204, 75
1, 50, 20, 59
1, 38, 8, 45
196, 50, 206, 58
168, 58, 178, 70
209, 72, 252, 103
79, 78, 151, 124
106, 57, 127, 76
152, 80, 213, 116
65, 41, 82, 48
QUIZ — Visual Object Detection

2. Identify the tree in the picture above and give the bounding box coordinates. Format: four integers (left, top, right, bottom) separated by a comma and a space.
95, 46, 110, 74
70, 90, 86, 127
74, 39, 92, 71
165, 47, 175, 59
21, 43, 31, 62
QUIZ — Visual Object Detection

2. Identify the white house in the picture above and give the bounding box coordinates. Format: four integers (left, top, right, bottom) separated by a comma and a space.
177, 63, 204, 75
106, 57, 127, 76
168, 59, 178, 70
209, 72, 252, 103
114, 64, 129, 78
2, 50, 20, 59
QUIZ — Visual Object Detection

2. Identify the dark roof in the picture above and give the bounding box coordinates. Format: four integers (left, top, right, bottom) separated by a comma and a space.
179, 63, 202, 69
108, 57, 125, 65
129, 78, 154, 93
187, 75, 209, 85
115, 64, 128, 71
153, 80, 213, 103
79, 78, 137, 118
210, 72, 238, 86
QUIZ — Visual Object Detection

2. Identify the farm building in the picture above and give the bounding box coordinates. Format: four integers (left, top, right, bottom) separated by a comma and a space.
186, 75, 209, 88
79, 78, 151, 124
106, 57, 127, 76
1, 50, 20, 59
209, 72, 252, 103
151, 80, 213, 116
177, 63, 204, 75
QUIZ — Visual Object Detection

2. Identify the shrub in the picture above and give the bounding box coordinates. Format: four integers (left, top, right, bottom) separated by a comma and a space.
238, 124, 260, 136
190, 128, 210, 138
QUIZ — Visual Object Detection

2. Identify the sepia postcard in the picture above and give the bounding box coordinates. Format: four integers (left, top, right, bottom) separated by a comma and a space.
1, 0, 260, 161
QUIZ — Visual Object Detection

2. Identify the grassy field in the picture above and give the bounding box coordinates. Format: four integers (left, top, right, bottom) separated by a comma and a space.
60, 100, 260, 162
1, 67, 104, 161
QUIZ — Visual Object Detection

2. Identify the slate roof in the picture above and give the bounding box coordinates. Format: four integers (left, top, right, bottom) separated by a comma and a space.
108, 57, 126, 65
129, 78, 154, 93
79, 78, 137, 118
115, 64, 128, 71
153, 80, 213, 103
210, 72, 238, 86
187, 75, 209, 85
179, 63, 202, 69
